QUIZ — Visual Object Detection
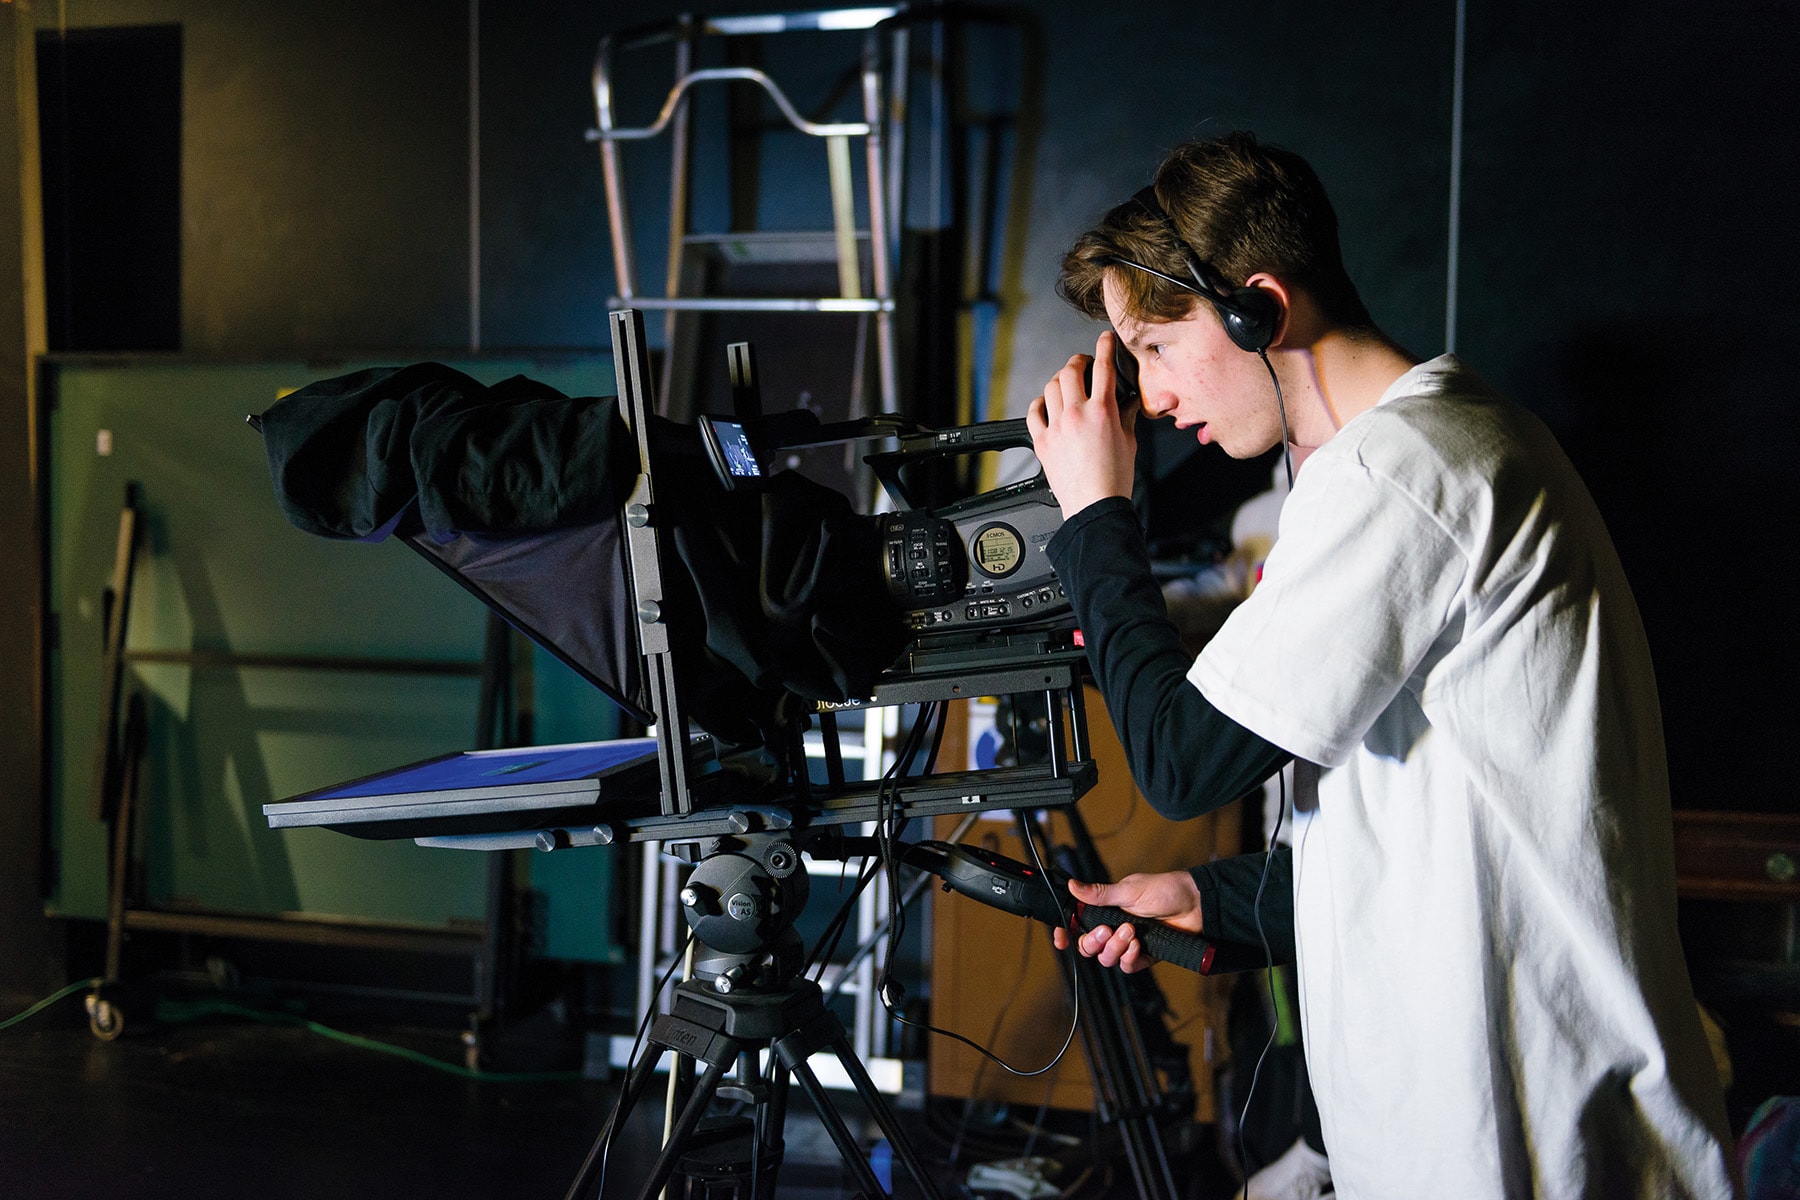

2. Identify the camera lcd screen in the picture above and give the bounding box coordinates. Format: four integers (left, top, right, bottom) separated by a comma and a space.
700, 416, 763, 489
972, 523, 1025, 577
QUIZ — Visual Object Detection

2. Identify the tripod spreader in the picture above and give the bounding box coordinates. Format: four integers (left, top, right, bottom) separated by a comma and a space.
903, 839, 1263, 975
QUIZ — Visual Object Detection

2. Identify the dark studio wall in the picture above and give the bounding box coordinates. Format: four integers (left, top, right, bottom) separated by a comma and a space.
5, 0, 1797, 993
1453, 2, 1800, 813
66, 0, 471, 353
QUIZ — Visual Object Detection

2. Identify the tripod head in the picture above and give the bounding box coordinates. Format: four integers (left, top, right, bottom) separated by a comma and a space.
675, 829, 811, 994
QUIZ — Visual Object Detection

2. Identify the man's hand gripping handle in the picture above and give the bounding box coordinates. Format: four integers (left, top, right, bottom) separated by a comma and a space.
904, 840, 1231, 975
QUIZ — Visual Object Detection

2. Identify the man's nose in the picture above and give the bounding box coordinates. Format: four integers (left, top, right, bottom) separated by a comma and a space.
1140, 385, 1177, 419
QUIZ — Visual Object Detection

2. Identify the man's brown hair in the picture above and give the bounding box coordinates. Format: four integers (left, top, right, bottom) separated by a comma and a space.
1058, 132, 1371, 331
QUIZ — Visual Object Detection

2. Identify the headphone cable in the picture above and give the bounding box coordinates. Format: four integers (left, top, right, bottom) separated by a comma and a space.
1259, 348, 1295, 491
1235, 769, 1289, 1184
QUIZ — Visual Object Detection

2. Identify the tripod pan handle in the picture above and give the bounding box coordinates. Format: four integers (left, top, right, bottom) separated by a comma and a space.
1070, 902, 1224, 975
906, 839, 1260, 976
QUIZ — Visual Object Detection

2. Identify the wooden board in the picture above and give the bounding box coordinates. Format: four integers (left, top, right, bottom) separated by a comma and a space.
928, 689, 1244, 1117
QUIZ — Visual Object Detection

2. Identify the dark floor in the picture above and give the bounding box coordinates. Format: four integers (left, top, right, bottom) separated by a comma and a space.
0, 980, 1240, 1200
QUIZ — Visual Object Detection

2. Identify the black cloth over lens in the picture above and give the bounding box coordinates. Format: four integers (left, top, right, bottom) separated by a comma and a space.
257, 363, 908, 748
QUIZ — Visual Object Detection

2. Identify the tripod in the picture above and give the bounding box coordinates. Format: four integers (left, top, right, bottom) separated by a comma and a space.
1024, 806, 1185, 1200
564, 835, 944, 1200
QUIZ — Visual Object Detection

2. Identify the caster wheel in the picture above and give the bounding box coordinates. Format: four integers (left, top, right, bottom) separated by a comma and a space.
86, 994, 124, 1041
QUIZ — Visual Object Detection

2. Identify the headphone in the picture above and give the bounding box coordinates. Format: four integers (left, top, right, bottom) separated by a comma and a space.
1110, 185, 1283, 354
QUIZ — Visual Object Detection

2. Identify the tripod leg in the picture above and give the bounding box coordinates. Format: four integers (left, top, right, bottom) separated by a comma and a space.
750, 1055, 791, 1200
564, 1046, 668, 1200
824, 1034, 946, 1200
783, 1055, 894, 1198
1033, 809, 1181, 1200
632, 1054, 732, 1200
1077, 959, 1180, 1200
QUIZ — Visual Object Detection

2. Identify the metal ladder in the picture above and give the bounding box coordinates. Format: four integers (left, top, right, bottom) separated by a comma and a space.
587, 6, 909, 443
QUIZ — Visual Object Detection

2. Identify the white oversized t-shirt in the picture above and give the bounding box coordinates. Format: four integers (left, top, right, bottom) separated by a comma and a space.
1191, 357, 1734, 1199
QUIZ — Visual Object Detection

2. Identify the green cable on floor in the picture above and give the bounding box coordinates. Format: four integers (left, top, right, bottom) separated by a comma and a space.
0, 977, 104, 1031
153, 997, 587, 1084
2, 979, 585, 1084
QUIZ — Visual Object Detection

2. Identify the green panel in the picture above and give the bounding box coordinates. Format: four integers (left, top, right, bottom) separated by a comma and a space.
47, 355, 621, 939
527, 838, 625, 965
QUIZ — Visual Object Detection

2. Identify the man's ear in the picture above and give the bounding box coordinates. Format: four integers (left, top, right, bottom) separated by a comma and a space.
1243, 272, 1293, 350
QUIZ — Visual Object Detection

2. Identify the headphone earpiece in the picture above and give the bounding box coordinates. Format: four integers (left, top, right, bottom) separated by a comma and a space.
1217, 285, 1281, 354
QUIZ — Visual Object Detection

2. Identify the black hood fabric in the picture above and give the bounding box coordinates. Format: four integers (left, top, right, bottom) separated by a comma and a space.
258, 361, 637, 541
257, 363, 907, 747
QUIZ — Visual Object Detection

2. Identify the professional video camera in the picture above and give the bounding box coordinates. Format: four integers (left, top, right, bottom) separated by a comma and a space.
256, 310, 1229, 1200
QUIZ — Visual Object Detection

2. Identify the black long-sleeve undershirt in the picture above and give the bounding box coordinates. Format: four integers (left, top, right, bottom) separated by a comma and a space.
1045, 496, 1291, 818
1192, 847, 1294, 962
1045, 495, 1296, 962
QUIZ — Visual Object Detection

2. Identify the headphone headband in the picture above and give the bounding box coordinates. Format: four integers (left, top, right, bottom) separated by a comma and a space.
1129, 187, 1232, 295
1118, 185, 1281, 353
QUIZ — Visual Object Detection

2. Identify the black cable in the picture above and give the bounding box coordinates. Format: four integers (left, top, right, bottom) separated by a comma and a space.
1258, 348, 1296, 492
805, 855, 884, 981
922, 1098, 1057, 1161
1232, 349, 1294, 1184
878, 701, 946, 998
878, 818, 1083, 1079
944, 815, 1084, 1161
807, 859, 876, 976
947, 910, 1041, 1166
874, 703, 937, 1007
821, 858, 943, 1008
800, 702, 1083, 1087
1014, 820, 1075, 1162
1235, 769, 1288, 1183
924, 699, 949, 773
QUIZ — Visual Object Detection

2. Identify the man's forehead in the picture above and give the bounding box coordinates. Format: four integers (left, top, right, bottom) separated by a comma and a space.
1107, 311, 1169, 350
1100, 274, 1177, 348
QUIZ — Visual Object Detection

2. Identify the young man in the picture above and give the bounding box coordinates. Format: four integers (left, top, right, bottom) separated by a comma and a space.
1026, 132, 1735, 1198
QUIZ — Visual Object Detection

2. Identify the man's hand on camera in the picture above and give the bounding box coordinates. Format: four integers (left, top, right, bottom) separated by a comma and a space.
1026, 330, 1138, 520
1051, 869, 1204, 975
